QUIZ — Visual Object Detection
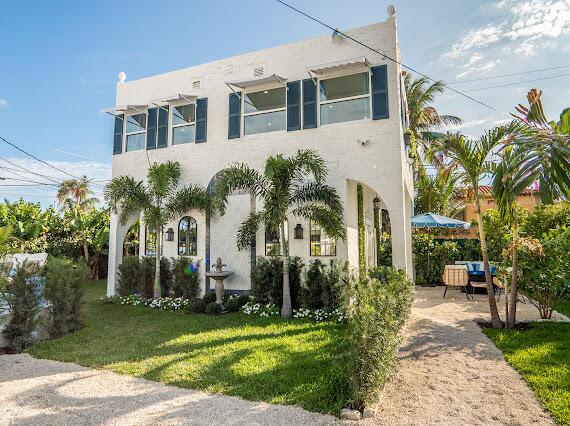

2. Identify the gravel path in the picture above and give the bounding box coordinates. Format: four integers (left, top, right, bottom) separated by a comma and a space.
0, 354, 338, 425
365, 286, 566, 425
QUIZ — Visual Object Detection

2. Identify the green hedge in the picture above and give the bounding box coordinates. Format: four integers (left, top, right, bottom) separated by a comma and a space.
346, 266, 413, 409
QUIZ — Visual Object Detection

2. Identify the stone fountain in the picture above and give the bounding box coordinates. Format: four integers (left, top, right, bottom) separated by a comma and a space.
205, 257, 234, 304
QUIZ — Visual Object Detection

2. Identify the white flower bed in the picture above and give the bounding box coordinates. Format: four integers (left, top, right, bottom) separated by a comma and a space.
106, 295, 192, 311
240, 302, 280, 317
293, 307, 346, 323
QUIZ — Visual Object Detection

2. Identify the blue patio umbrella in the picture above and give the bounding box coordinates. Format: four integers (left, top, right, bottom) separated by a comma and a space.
411, 213, 471, 285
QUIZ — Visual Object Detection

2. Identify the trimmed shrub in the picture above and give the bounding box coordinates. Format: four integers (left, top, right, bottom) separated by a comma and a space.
205, 301, 222, 315
251, 256, 303, 308
515, 226, 570, 319
302, 260, 346, 310
345, 266, 413, 409
203, 291, 217, 304
43, 257, 89, 337
140, 256, 155, 298
116, 256, 142, 296
224, 295, 250, 312
188, 298, 206, 314
412, 233, 460, 285
1, 261, 43, 352
171, 257, 200, 299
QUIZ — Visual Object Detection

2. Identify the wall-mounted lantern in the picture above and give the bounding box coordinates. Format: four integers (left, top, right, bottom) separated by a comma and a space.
373, 196, 381, 212
165, 228, 175, 241
294, 224, 304, 239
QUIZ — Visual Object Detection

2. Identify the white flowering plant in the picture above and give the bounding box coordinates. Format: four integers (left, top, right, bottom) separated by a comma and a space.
106, 294, 193, 311
240, 301, 280, 317
293, 307, 346, 323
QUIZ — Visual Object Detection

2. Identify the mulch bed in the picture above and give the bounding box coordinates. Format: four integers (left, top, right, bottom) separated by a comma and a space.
477, 321, 533, 330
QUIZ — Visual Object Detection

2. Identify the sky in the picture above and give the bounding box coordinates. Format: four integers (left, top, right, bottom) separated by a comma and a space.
0, 0, 569, 207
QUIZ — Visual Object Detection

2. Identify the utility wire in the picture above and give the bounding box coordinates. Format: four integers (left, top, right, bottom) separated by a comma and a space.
450, 64, 570, 84
0, 157, 62, 185
273, 0, 510, 117
462, 73, 570, 92
0, 135, 82, 180
0, 176, 59, 186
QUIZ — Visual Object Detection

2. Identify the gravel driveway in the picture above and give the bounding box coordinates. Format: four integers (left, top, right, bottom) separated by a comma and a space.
0, 354, 338, 425
365, 286, 566, 425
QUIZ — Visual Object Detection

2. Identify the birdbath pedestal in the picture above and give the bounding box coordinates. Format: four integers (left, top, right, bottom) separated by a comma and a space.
205, 258, 234, 304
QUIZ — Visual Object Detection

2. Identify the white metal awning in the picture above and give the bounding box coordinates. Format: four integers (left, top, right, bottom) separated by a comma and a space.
308, 56, 370, 76
100, 104, 148, 115
226, 74, 287, 89
150, 94, 197, 105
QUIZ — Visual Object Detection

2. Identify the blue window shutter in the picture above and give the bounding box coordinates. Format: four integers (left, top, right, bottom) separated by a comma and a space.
287, 81, 301, 131
113, 114, 123, 155
302, 79, 317, 129
228, 92, 241, 139
371, 65, 389, 120
157, 106, 169, 148
195, 98, 208, 143
146, 107, 158, 150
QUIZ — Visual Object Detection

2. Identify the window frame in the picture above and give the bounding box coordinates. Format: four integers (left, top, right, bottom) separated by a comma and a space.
124, 112, 148, 152
170, 103, 197, 146
317, 71, 372, 126
178, 216, 198, 256
242, 86, 287, 136
309, 221, 337, 257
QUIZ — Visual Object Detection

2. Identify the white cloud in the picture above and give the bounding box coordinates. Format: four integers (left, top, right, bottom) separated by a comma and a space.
0, 99, 7, 108
442, 0, 570, 61
0, 157, 112, 205
456, 59, 501, 79
444, 118, 495, 131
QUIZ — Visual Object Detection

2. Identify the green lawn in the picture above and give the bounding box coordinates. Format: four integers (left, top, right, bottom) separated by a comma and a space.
29, 281, 349, 415
484, 322, 570, 425
556, 299, 570, 317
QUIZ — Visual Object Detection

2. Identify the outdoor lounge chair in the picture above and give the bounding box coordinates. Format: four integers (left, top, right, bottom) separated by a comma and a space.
442, 265, 470, 299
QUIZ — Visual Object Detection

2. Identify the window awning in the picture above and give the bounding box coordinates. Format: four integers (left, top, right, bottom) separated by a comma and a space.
308, 56, 370, 76
100, 105, 148, 115
226, 74, 287, 89
150, 94, 197, 105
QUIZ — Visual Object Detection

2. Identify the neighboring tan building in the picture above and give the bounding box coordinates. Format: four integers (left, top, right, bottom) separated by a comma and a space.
105, 8, 414, 297
462, 185, 540, 223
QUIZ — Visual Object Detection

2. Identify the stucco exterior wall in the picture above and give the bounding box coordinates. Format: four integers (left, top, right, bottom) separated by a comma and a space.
106, 13, 413, 296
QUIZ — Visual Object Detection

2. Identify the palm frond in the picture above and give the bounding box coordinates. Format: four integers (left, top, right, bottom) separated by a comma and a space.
214, 164, 268, 215
291, 182, 343, 213
285, 149, 328, 183
292, 205, 346, 240
236, 211, 264, 250
104, 176, 151, 225
165, 184, 211, 219
147, 161, 181, 199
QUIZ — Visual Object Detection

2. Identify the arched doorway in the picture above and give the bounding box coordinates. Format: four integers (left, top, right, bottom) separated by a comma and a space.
123, 220, 140, 257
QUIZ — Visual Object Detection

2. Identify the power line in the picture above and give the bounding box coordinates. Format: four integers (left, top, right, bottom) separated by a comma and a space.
463, 73, 570, 92
450, 64, 570, 84
0, 135, 82, 180
273, 0, 510, 117
0, 157, 63, 185
0, 176, 59, 186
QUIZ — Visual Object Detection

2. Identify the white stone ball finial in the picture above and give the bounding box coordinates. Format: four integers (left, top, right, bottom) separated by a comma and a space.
387, 5, 396, 17
118, 71, 127, 83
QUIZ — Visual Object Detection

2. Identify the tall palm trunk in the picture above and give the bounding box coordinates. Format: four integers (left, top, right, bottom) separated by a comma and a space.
280, 222, 292, 317
82, 239, 90, 266
507, 215, 519, 328
154, 229, 161, 299
474, 192, 502, 328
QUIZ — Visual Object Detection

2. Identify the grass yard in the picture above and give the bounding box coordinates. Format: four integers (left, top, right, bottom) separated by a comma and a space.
556, 299, 570, 317
29, 281, 349, 415
484, 322, 570, 425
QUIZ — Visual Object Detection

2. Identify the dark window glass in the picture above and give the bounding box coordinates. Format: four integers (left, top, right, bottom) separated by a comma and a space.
172, 125, 196, 145
145, 226, 157, 256
172, 104, 195, 126
178, 217, 197, 256
126, 114, 146, 133
244, 87, 286, 114
244, 110, 286, 135
319, 72, 369, 102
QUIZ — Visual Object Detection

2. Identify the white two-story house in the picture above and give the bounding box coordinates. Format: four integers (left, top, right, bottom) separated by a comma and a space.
106, 7, 413, 297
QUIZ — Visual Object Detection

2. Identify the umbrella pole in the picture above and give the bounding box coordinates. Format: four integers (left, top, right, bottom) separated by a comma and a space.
427, 227, 431, 286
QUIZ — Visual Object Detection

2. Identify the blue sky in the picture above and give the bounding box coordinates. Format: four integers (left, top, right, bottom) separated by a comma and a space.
1, 0, 569, 206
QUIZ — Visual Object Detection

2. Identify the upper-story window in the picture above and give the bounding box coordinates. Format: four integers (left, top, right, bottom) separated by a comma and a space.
172, 104, 196, 145
319, 72, 370, 125
126, 114, 147, 152
243, 87, 286, 135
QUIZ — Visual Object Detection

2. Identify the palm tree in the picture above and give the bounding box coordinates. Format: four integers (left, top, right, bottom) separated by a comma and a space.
57, 176, 98, 212
215, 150, 345, 317
404, 73, 462, 173
435, 126, 517, 328
414, 165, 463, 218
105, 161, 211, 298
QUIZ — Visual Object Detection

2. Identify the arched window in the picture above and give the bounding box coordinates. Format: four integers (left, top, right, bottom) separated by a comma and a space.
265, 220, 288, 256
178, 216, 197, 256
